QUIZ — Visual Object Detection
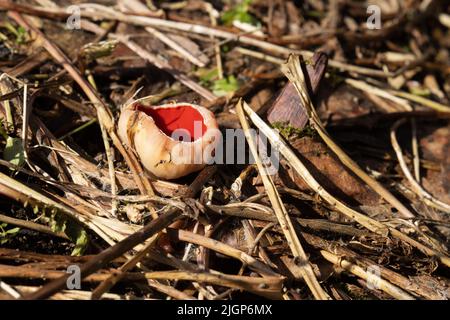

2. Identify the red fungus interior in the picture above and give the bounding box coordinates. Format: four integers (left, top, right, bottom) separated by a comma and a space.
137, 104, 207, 142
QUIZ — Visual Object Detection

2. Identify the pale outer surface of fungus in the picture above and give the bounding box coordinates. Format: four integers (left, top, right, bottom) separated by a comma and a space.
118, 102, 221, 180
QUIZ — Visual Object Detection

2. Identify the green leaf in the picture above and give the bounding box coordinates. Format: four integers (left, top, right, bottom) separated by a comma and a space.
4, 22, 28, 44
221, 0, 259, 26
65, 220, 88, 256
80, 40, 118, 63
212, 75, 240, 96
3, 136, 25, 167
409, 87, 431, 97
305, 10, 325, 18
15, 26, 28, 44
195, 67, 219, 85
5, 227, 20, 235
0, 223, 20, 244
49, 213, 67, 234
48, 211, 88, 256
69, 227, 88, 256
221, 44, 231, 53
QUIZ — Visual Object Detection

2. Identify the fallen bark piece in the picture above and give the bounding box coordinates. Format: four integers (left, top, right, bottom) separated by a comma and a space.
266, 52, 328, 129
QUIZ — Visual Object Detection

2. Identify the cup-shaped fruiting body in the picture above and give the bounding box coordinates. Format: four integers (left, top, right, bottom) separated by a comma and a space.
118, 102, 221, 180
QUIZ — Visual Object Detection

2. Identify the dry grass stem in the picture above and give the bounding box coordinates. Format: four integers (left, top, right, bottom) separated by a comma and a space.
320, 250, 415, 300
390, 119, 450, 213
239, 100, 450, 267
236, 99, 330, 300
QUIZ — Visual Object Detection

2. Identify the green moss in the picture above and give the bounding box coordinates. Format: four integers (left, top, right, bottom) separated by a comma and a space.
325, 71, 345, 88
272, 122, 317, 140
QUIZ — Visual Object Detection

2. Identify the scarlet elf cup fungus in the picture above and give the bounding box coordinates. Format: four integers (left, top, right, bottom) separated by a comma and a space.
118, 101, 221, 180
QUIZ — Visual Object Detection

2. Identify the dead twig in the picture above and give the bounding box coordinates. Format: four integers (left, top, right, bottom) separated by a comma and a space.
238, 100, 450, 267
110, 33, 216, 102
22, 206, 183, 300
390, 119, 450, 213
0, 1, 391, 78
0, 212, 68, 240
281, 55, 416, 220
320, 250, 415, 300
7, 11, 155, 197
236, 99, 330, 300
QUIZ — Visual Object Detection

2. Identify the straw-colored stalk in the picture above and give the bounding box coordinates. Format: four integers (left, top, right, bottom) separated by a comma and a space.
320, 250, 415, 300
0, 171, 134, 246
8, 11, 155, 198
0, 280, 21, 299
234, 47, 450, 114
236, 100, 330, 300
173, 228, 279, 277
91, 235, 159, 299
15, 285, 146, 300
238, 100, 450, 267
283, 55, 448, 254
1, 265, 282, 299
281, 55, 416, 220
140, 271, 285, 300
110, 33, 216, 102
0, 1, 389, 77
390, 119, 450, 213
391, 90, 450, 113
